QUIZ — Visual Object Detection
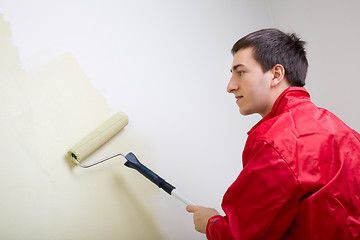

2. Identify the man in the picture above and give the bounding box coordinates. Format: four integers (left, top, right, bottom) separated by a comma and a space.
186, 28, 360, 239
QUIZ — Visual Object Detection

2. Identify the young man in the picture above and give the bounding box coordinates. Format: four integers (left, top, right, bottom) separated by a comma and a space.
186, 28, 360, 239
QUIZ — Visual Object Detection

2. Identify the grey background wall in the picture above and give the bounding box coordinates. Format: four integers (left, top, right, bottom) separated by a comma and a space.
268, 0, 360, 132
0, 0, 358, 239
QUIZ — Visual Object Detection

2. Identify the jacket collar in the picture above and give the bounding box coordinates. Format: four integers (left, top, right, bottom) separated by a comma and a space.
247, 86, 310, 135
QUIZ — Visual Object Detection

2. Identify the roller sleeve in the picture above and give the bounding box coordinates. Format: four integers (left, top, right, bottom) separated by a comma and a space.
68, 112, 128, 163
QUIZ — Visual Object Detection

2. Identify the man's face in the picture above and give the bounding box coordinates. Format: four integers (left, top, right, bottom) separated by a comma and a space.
227, 47, 273, 117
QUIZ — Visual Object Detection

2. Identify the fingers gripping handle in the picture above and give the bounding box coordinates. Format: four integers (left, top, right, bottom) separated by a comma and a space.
124, 152, 194, 205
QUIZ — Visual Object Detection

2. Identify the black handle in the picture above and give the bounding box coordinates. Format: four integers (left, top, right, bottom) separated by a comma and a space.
124, 152, 175, 195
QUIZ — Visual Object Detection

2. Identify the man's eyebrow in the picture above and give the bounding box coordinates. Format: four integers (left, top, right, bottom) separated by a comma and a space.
230, 64, 245, 73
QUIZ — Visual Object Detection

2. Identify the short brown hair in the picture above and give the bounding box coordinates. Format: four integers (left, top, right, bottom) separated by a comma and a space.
232, 28, 308, 87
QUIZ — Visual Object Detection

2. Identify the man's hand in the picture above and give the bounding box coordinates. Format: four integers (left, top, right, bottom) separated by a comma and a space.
186, 205, 220, 233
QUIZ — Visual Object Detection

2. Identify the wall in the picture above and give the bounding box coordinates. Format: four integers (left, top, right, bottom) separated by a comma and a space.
4, 1, 357, 239
267, 0, 360, 132
0, 1, 272, 239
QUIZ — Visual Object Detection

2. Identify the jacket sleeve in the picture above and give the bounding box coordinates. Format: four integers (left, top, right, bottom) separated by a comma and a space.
206, 140, 300, 240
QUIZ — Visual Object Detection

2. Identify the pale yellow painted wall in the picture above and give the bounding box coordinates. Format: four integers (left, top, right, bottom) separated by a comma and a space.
0, 15, 163, 239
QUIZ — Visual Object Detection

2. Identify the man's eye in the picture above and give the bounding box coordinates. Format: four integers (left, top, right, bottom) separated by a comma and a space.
238, 71, 244, 76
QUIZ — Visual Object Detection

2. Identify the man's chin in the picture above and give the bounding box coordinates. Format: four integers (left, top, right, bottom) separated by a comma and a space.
239, 108, 252, 116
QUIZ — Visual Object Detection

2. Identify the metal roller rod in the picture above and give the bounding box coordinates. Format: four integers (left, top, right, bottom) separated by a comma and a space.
72, 152, 126, 168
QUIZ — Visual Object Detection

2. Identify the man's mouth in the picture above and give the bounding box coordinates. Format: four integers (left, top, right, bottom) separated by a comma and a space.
236, 96, 243, 102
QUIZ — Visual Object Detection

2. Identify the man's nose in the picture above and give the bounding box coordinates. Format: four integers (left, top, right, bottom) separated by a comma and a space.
227, 76, 238, 93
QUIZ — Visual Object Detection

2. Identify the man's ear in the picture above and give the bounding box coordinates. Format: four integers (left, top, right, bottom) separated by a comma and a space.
271, 64, 285, 88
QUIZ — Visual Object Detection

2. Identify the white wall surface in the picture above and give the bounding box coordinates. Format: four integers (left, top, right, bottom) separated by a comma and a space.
267, 0, 360, 132
0, 1, 272, 239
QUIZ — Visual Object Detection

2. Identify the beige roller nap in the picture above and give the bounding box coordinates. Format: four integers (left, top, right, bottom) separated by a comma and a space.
68, 112, 128, 163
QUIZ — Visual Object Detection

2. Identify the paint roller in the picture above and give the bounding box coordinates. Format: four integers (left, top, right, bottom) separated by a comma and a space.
68, 112, 194, 205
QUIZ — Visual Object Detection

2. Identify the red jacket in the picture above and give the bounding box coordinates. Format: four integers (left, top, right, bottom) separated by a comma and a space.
207, 87, 360, 239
